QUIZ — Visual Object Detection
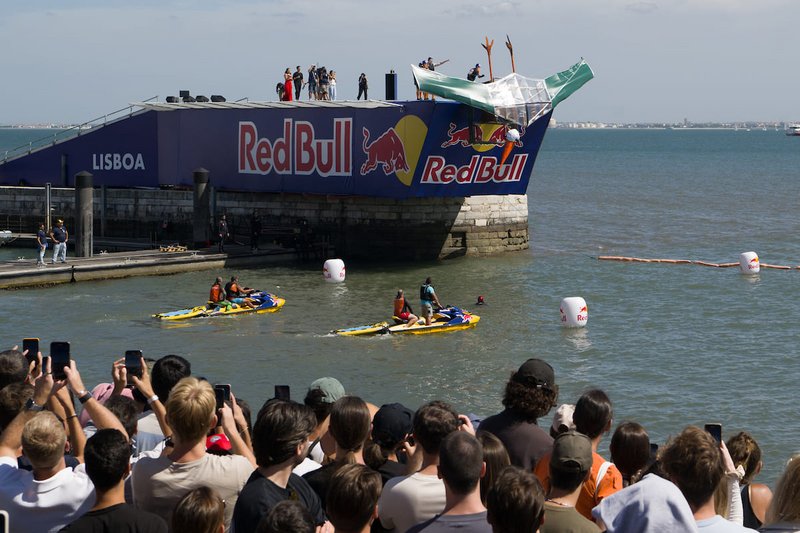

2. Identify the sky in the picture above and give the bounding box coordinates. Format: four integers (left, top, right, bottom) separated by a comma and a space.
2, 0, 798, 125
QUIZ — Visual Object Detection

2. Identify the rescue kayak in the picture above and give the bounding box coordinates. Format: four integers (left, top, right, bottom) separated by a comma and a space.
331, 322, 390, 336
387, 306, 480, 335
153, 292, 285, 320
334, 306, 479, 336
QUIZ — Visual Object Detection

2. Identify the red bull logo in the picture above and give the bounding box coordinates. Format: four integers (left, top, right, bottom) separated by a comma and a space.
420, 154, 528, 184
239, 119, 352, 176
360, 127, 409, 175
441, 123, 524, 149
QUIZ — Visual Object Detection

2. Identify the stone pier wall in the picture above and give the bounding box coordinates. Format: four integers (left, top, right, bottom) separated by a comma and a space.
0, 186, 528, 260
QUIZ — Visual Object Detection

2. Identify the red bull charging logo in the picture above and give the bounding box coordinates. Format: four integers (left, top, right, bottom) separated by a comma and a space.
360, 127, 409, 175
440, 123, 524, 150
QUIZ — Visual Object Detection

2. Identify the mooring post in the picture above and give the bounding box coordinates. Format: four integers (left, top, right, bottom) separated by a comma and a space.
192, 168, 211, 249
74, 171, 93, 257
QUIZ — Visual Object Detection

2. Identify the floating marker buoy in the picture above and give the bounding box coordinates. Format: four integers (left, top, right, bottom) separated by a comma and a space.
739, 252, 760, 274
323, 259, 346, 283
560, 297, 588, 328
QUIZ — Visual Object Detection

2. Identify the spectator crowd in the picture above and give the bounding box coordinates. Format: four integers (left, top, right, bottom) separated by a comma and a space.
0, 346, 797, 533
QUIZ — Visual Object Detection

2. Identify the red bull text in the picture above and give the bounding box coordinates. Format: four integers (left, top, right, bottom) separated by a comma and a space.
239, 119, 352, 176
420, 154, 528, 184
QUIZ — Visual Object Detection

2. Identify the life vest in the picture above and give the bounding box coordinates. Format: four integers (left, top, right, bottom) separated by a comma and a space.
225, 281, 239, 300
210, 284, 223, 303
394, 298, 404, 316
420, 284, 432, 301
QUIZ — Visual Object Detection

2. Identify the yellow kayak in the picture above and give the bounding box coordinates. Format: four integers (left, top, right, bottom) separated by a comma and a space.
153, 292, 285, 320
387, 313, 480, 335
332, 322, 390, 336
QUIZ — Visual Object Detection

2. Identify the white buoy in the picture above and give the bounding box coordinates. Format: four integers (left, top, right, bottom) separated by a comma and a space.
739, 252, 760, 274
323, 259, 346, 283
560, 297, 588, 328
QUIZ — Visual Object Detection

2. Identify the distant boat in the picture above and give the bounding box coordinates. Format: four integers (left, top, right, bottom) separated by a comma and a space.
786, 124, 800, 136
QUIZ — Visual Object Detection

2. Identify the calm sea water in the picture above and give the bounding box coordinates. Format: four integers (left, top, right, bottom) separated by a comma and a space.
2, 126, 799, 485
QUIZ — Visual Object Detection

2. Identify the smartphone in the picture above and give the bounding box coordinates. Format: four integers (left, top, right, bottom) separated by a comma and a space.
0, 510, 8, 533
274, 385, 290, 401
124, 350, 143, 379
22, 338, 39, 364
49, 342, 70, 381
704, 423, 722, 444
214, 384, 231, 410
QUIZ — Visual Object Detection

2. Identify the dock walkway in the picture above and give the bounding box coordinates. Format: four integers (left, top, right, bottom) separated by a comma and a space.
0, 244, 301, 289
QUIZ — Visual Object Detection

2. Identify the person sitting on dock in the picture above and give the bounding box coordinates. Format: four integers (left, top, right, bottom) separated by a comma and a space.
420, 277, 442, 326
394, 289, 419, 328
209, 277, 232, 310
225, 276, 257, 308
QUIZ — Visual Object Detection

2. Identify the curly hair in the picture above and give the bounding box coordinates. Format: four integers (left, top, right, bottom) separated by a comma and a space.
501, 376, 558, 423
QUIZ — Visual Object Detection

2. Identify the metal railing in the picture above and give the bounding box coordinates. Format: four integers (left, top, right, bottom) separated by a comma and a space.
1, 96, 159, 164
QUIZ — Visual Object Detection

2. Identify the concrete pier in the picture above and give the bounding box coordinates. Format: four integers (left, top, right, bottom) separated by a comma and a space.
0, 245, 300, 290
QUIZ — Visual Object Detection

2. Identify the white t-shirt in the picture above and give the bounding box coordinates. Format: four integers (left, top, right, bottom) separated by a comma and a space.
135, 412, 164, 454
293, 457, 322, 476
0, 456, 95, 533
132, 453, 253, 531
378, 472, 446, 532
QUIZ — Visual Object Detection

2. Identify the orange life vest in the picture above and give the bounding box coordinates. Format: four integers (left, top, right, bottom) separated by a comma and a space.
210, 284, 223, 302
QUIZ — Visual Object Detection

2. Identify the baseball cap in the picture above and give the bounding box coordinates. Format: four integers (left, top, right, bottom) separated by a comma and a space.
206, 433, 232, 453
551, 404, 576, 434
372, 403, 414, 448
512, 358, 555, 389
550, 431, 592, 473
308, 377, 345, 404
475, 63, 481, 68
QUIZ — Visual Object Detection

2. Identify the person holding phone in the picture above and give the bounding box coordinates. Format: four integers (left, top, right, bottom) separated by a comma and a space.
0, 356, 129, 532
132, 378, 255, 530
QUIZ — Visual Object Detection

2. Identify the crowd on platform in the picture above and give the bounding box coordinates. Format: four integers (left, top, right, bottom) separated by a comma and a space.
0, 347, 798, 533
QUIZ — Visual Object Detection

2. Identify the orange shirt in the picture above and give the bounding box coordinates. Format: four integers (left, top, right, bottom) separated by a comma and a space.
393, 298, 405, 316
533, 450, 623, 521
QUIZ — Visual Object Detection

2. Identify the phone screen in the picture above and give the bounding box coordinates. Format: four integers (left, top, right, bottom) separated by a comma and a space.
704, 423, 722, 444
214, 384, 231, 410
22, 338, 39, 363
0, 509, 8, 533
274, 385, 290, 401
125, 350, 143, 379
49, 342, 70, 381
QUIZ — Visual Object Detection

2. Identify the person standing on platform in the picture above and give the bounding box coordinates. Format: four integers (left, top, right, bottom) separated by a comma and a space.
467, 64, 484, 82
36, 223, 48, 266
284, 68, 293, 102
308, 65, 318, 100
329, 71, 337, 101
217, 215, 229, 253
292, 66, 304, 100
50, 218, 68, 263
357, 73, 368, 100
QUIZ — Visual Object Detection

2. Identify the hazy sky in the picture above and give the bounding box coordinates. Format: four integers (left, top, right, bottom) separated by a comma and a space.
2, 0, 797, 124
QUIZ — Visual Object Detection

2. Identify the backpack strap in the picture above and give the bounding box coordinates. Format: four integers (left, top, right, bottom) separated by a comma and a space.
594, 461, 613, 499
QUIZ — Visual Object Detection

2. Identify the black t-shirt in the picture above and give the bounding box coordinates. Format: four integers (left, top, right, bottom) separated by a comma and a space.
478, 408, 553, 471
293, 71, 304, 85
233, 471, 325, 532
60, 503, 167, 533
377, 459, 406, 485
302, 462, 340, 510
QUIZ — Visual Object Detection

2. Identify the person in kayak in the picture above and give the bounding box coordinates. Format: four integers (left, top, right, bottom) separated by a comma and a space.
420, 277, 442, 325
225, 276, 257, 309
394, 290, 419, 328
209, 277, 233, 310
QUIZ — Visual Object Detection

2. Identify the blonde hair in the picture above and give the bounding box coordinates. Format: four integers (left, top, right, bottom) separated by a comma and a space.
766, 455, 800, 524
22, 412, 66, 469
166, 377, 215, 443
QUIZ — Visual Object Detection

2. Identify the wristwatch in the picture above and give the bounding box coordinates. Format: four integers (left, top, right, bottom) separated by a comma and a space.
25, 398, 45, 412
